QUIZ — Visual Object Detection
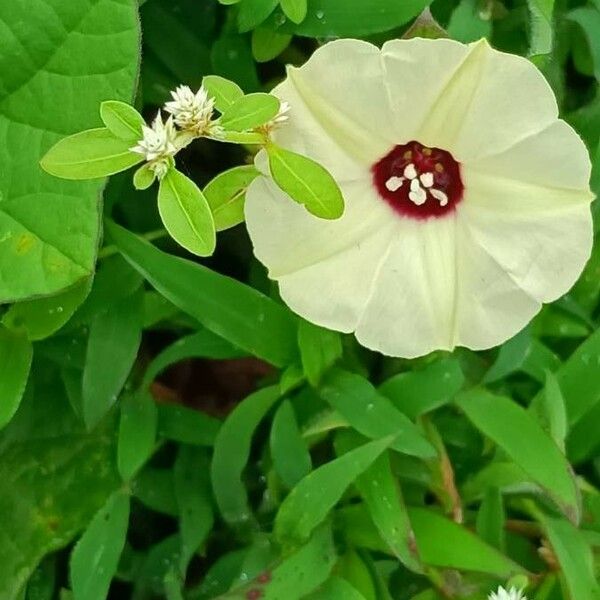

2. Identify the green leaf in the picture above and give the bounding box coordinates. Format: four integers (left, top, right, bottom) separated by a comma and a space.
100, 101, 145, 141
238, 0, 279, 32
158, 169, 216, 257
133, 164, 157, 190
251, 29, 293, 63
456, 389, 580, 523
267, 144, 344, 219
270, 400, 312, 488
203, 165, 259, 231
530, 371, 567, 451
379, 358, 464, 419
41, 128, 143, 180
533, 508, 600, 600
408, 507, 525, 577
211, 386, 281, 525
568, 8, 600, 82
174, 446, 213, 573
26, 557, 56, 600
70, 491, 130, 600
266, 0, 430, 36
274, 435, 394, 545
0, 328, 33, 430
133, 467, 178, 517
306, 577, 367, 600
202, 76, 245, 113
2, 278, 91, 341
0, 0, 140, 302
336, 431, 422, 573
476, 487, 506, 551
211, 35, 260, 92
298, 321, 342, 386
319, 369, 435, 458
447, 0, 491, 42
107, 221, 299, 367
280, 0, 308, 23
483, 328, 532, 384
82, 287, 143, 429
220, 93, 280, 131
158, 404, 221, 447
527, 0, 554, 57
117, 391, 158, 481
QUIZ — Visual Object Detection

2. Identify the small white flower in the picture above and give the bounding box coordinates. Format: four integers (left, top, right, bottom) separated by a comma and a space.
488, 586, 528, 600
263, 101, 291, 133
165, 85, 216, 135
130, 112, 177, 179
245, 38, 594, 358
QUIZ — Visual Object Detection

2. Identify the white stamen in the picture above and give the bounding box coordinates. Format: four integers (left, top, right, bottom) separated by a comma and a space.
408, 187, 427, 206
403, 163, 417, 179
430, 188, 449, 206
420, 172, 434, 188
410, 178, 421, 192
385, 176, 404, 192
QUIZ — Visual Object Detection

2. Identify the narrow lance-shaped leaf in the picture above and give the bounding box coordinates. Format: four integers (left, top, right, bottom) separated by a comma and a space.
40, 128, 143, 180
266, 143, 345, 219
202, 75, 244, 112
0, 327, 33, 429
297, 320, 342, 386
220, 93, 280, 131
100, 101, 146, 141
274, 435, 395, 545
527, 0, 554, 58
158, 169, 216, 257
476, 487, 506, 551
456, 388, 580, 524
211, 386, 282, 525
70, 491, 130, 600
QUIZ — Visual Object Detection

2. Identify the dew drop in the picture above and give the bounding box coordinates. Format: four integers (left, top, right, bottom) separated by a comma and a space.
315, 9, 325, 19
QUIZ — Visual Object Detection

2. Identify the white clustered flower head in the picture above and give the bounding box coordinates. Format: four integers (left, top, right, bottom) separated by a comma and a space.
488, 586, 528, 600
265, 101, 291, 131
245, 38, 594, 358
130, 111, 177, 178
165, 85, 216, 135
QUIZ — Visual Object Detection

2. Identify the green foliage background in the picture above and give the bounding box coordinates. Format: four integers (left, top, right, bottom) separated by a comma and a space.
0, 0, 600, 598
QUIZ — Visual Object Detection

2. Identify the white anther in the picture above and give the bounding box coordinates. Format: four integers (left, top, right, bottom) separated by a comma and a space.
403, 163, 417, 179
430, 188, 449, 207
420, 172, 434, 188
408, 187, 427, 206
410, 178, 421, 193
385, 176, 404, 192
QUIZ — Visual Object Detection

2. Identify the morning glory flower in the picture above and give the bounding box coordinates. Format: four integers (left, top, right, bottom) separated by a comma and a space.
488, 586, 528, 600
245, 38, 594, 358
165, 85, 217, 135
130, 111, 177, 178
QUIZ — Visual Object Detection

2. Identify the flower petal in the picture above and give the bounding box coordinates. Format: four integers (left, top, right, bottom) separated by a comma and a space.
417, 39, 558, 161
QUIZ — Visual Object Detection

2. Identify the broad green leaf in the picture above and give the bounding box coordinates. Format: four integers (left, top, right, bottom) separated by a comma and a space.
82, 287, 143, 429
0, 0, 139, 302
251, 29, 293, 63
0, 328, 33, 429
274, 435, 394, 544
211, 386, 281, 525
203, 165, 259, 231
220, 93, 280, 131
133, 467, 178, 517
280, 0, 308, 23
174, 447, 213, 573
100, 101, 145, 141
476, 487, 506, 551
298, 320, 342, 386
527, 0, 554, 57
336, 550, 377, 600
157, 404, 221, 447
568, 8, 600, 82
270, 400, 312, 488
118, 391, 158, 481
408, 508, 525, 577
238, 0, 279, 32
158, 169, 216, 257
447, 0, 491, 42
41, 128, 143, 180
202, 75, 245, 112
2, 278, 91, 341
336, 431, 422, 573
457, 389, 580, 523
266, 0, 430, 36
306, 577, 367, 600
143, 329, 244, 389
70, 491, 130, 600
267, 144, 344, 219
379, 358, 464, 418
319, 369, 435, 458
533, 509, 600, 600
107, 221, 299, 367
133, 164, 156, 190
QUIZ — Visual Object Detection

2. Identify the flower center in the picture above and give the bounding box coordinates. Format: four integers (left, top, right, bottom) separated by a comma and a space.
372, 141, 464, 219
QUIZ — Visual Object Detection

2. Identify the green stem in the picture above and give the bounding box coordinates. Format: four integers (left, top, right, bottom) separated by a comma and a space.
97, 227, 168, 260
